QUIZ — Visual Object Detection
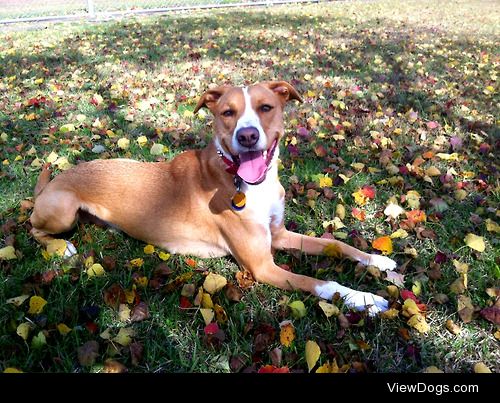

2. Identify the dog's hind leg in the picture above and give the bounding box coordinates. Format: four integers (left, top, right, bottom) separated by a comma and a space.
30, 189, 80, 257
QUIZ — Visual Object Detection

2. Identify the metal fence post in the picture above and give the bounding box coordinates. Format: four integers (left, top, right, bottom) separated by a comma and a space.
87, 0, 96, 19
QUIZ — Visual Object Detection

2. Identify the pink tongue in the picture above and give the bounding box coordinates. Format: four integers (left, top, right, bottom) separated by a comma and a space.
237, 151, 267, 184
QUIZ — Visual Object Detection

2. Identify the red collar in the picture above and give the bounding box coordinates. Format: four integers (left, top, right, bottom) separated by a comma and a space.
217, 150, 239, 175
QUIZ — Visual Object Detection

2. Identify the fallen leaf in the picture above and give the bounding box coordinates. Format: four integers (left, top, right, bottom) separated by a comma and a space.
225, 282, 243, 302
386, 285, 399, 299
464, 233, 485, 252
323, 243, 341, 258
31, 331, 46, 349
385, 271, 405, 287
203, 273, 227, 294
305, 340, 321, 372
130, 342, 144, 366
3, 368, 23, 373
473, 362, 492, 373
143, 244, 155, 255
485, 218, 500, 233
402, 299, 421, 317
288, 300, 307, 319
423, 366, 444, 373
445, 319, 461, 335
457, 295, 474, 323
408, 314, 430, 333
380, 308, 399, 319
335, 204, 346, 220
318, 301, 340, 318
0, 245, 17, 260
384, 203, 405, 219
372, 236, 393, 255
103, 359, 127, 373
279, 321, 295, 347
113, 327, 135, 346
449, 277, 466, 294
28, 295, 47, 315
480, 307, 500, 325
257, 365, 290, 373
390, 229, 408, 239
46, 239, 68, 256
214, 304, 228, 324
16, 322, 31, 340
6, 294, 30, 306
77, 340, 99, 367
87, 263, 106, 277
181, 284, 196, 297
57, 323, 72, 336
130, 302, 150, 322
200, 308, 214, 326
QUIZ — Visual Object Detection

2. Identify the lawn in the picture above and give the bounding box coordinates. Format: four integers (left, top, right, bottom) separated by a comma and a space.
0, 0, 498, 373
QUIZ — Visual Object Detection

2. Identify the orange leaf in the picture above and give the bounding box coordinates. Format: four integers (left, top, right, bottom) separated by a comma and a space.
279, 321, 296, 347
372, 236, 393, 255
360, 185, 376, 199
351, 208, 366, 221
258, 365, 290, 373
406, 210, 427, 223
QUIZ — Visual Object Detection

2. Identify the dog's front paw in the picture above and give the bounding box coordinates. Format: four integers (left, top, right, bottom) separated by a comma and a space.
369, 254, 397, 272
343, 291, 389, 316
64, 241, 77, 258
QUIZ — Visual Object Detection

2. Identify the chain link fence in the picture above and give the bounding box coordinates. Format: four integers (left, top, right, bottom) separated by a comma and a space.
0, 0, 321, 24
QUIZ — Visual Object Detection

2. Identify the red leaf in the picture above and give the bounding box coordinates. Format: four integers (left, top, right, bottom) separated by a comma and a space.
360, 185, 376, 199
204, 322, 219, 335
401, 290, 420, 303
258, 365, 290, 373
179, 296, 192, 309
352, 208, 366, 221
85, 321, 98, 334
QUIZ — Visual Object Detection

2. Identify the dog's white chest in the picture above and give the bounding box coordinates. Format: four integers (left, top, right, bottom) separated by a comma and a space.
241, 168, 284, 243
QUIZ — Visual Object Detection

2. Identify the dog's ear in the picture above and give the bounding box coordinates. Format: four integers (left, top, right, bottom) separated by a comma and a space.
194, 86, 230, 114
262, 81, 303, 105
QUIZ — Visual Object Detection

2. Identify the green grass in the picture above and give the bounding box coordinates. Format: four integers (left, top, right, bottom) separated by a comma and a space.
0, 0, 499, 373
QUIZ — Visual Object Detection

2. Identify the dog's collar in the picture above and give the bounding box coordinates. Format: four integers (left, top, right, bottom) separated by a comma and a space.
216, 149, 239, 175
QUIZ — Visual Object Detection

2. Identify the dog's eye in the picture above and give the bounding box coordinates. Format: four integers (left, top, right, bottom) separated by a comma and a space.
260, 104, 273, 113
222, 110, 235, 117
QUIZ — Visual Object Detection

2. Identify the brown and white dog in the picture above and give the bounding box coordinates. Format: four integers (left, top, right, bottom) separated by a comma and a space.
30, 81, 396, 315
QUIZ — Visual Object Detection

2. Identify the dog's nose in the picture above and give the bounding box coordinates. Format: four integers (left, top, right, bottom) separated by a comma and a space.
236, 127, 259, 148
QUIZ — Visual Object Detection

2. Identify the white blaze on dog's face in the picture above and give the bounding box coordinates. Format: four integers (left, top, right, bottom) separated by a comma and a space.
194, 81, 302, 184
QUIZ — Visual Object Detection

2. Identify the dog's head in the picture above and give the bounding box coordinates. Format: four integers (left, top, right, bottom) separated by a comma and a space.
194, 81, 302, 184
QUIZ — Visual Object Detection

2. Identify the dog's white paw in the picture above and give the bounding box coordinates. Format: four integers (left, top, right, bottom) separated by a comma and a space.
315, 281, 389, 316
343, 291, 389, 316
369, 254, 397, 272
64, 241, 77, 257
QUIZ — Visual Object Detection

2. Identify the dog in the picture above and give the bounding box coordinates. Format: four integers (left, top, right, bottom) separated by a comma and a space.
30, 81, 396, 315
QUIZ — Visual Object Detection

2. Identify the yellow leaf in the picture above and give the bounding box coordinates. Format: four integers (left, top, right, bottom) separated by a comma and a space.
351, 162, 365, 171
200, 308, 214, 325
117, 138, 130, 150
404, 247, 418, 258
485, 219, 500, 233
449, 277, 466, 294
3, 368, 23, 373
380, 308, 399, 320
136, 135, 148, 146
464, 233, 485, 252
16, 322, 31, 340
406, 190, 421, 209
335, 204, 345, 220
425, 166, 441, 176
84, 255, 94, 268
130, 258, 144, 267
452, 260, 469, 274
423, 366, 444, 373
28, 296, 47, 315
118, 304, 131, 322
86, 263, 106, 277
390, 229, 408, 239
408, 314, 430, 333
318, 176, 332, 188
203, 273, 227, 294
46, 151, 58, 163
143, 244, 155, 255
473, 362, 492, 373
372, 236, 393, 255
454, 189, 467, 201
318, 301, 339, 318
53, 156, 72, 170
338, 173, 350, 183
279, 321, 296, 347
384, 203, 404, 219
305, 340, 321, 372
0, 246, 17, 260
412, 280, 422, 296
46, 239, 68, 257
158, 251, 170, 261
402, 299, 420, 317
112, 327, 135, 346
288, 300, 307, 319
201, 293, 214, 309
352, 189, 368, 206
124, 287, 136, 304
323, 243, 341, 258
6, 294, 30, 306
386, 285, 399, 299
445, 319, 461, 335
57, 323, 72, 336
100, 328, 112, 340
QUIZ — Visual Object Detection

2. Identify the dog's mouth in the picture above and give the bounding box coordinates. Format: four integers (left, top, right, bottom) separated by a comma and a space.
235, 139, 278, 185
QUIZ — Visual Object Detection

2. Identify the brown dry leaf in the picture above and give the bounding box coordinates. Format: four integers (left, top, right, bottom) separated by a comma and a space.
279, 321, 296, 347
130, 342, 144, 366
225, 282, 243, 302
457, 295, 474, 323
445, 319, 461, 335
130, 302, 150, 322
236, 270, 254, 289
214, 304, 228, 324
103, 359, 127, 373
77, 340, 99, 367
449, 277, 466, 294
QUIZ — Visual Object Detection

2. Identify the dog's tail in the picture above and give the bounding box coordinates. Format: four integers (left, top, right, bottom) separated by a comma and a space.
34, 163, 52, 199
